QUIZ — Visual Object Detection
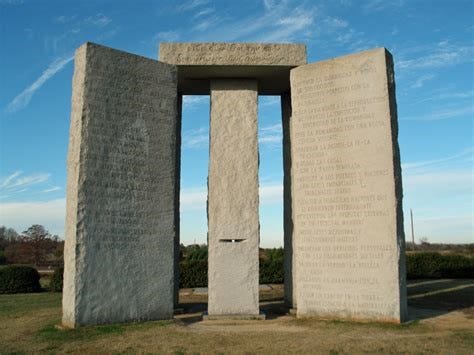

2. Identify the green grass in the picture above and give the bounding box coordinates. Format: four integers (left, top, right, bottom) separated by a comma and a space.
1, 281, 473, 354
0, 292, 61, 317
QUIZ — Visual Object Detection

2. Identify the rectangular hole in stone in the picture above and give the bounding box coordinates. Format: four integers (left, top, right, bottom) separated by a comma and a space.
219, 239, 246, 243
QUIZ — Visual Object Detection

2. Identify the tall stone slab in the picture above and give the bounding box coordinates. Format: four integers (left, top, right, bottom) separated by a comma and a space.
207, 79, 260, 317
290, 48, 407, 322
63, 43, 179, 327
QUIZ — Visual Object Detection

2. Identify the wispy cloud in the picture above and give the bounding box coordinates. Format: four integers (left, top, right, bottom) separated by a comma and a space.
260, 183, 283, 204
260, 96, 280, 107
0, 171, 50, 191
53, 15, 77, 24
410, 74, 435, 89
181, 187, 206, 212
402, 148, 473, 190
324, 16, 349, 29
402, 148, 473, 243
412, 89, 474, 105
397, 41, 473, 70
182, 95, 208, 107
190, 1, 316, 42
6, 54, 73, 113
402, 148, 472, 171
155, 30, 180, 42
259, 123, 282, 147
0, 0, 24, 5
182, 127, 208, 150
41, 186, 61, 193
85, 13, 111, 27
193, 7, 214, 19
45, 12, 115, 53
193, 15, 223, 32
0, 171, 63, 204
0, 171, 22, 188
402, 105, 474, 121
177, 0, 210, 12
363, 0, 404, 13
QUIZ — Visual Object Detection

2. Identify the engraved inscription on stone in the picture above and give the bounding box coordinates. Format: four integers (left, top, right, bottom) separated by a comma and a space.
290, 48, 406, 322
159, 43, 306, 66
62, 43, 178, 327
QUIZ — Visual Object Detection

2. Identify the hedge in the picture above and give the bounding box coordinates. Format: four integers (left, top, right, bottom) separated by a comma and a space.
260, 259, 284, 284
6, 252, 468, 293
406, 252, 474, 279
178, 258, 286, 288
179, 260, 207, 288
50, 267, 63, 292
0, 265, 41, 294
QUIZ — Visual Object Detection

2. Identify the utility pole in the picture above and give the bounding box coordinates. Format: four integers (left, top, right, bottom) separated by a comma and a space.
410, 209, 415, 251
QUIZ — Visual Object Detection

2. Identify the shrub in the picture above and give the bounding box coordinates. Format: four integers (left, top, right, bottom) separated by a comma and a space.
406, 252, 474, 279
179, 260, 207, 288
260, 258, 284, 284
0, 251, 6, 265
50, 267, 63, 292
185, 245, 208, 262
0, 265, 41, 294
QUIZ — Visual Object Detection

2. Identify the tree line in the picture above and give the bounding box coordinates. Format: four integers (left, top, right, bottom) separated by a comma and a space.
0, 225, 63, 268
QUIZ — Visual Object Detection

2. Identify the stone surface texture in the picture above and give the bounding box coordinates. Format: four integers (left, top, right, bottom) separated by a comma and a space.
290, 48, 407, 322
159, 43, 307, 95
207, 79, 260, 316
62, 42, 178, 327
159, 43, 306, 66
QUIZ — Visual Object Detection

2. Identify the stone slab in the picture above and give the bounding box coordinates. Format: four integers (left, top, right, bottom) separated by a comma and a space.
193, 287, 208, 295
207, 79, 260, 316
202, 312, 266, 321
159, 43, 307, 95
290, 48, 407, 322
62, 42, 178, 327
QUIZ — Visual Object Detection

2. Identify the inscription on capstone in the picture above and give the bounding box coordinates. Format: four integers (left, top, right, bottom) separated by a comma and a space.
290, 48, 407, 322
159, 42, 306, 66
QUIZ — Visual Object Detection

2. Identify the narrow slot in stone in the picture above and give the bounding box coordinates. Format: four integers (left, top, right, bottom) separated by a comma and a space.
219, 239, 246, 243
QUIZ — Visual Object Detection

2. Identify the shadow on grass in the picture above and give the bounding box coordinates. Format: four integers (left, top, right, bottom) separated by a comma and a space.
407, 279, 474, 320
176, 296, 290, 323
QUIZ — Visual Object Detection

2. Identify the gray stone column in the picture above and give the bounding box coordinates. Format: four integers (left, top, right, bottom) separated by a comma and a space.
281, 92, 296, 309
207, 79, 260, 317
290, 48, 407, 323
62, 43, 178, 327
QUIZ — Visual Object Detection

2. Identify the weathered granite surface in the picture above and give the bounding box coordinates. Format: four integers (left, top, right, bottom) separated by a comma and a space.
290, 48, 407, 322
62, 42, 179, 327
207, 79, 260, 316
158, 42, 307, 95
159, 43, 306, 66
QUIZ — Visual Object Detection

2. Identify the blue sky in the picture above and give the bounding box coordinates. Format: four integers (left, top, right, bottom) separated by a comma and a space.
0, 0, 472, 246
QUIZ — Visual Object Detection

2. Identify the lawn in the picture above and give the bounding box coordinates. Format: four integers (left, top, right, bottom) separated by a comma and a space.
1, 280, 473, 354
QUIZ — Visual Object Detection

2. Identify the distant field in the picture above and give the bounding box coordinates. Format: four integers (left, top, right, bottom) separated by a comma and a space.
1, 280, 473, 354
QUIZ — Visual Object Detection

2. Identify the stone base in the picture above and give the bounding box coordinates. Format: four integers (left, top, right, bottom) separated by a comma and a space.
202, 312, 266, 321
173, 308, 185, 315
289, 308, 297, 316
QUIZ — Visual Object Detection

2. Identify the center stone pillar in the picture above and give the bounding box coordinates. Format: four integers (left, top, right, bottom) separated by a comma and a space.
207, 79, 260, 317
